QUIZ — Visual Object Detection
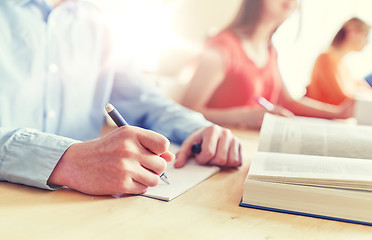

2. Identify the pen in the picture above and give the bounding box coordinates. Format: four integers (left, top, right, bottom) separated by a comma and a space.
105, 103, 170, 185
256, 97, 275, 111
191, 143, 202, 154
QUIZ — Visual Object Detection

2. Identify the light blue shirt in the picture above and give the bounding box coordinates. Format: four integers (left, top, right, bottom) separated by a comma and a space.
0, 0, 210, 190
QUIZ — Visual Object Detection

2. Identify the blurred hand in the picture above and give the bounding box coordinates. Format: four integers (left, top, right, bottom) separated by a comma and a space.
270, 105, 295, 118
48, 126, 174, 195
238, 106, 294, 129
174, 125, 242, 168
336, 98, 355, 119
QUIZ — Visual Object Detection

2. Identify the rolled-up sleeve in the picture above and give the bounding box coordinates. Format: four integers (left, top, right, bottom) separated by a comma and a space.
0, 128, 79, 190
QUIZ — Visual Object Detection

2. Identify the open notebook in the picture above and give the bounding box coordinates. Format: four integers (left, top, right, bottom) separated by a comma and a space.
116, 144, 219, 201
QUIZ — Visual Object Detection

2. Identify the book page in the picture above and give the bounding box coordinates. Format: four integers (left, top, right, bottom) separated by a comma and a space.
142, 144, 219, 201
248, 152, 372, 190
258, 113, 372, 159
355, 94, 372, 126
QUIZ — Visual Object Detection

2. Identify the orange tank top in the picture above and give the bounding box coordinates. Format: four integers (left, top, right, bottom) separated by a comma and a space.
205, 31, 282, 108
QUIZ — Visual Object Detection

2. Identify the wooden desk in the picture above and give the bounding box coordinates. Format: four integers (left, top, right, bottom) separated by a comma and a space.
0, 128, 371, 240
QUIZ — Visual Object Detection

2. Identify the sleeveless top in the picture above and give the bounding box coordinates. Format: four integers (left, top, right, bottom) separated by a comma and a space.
205, 31, 282, 108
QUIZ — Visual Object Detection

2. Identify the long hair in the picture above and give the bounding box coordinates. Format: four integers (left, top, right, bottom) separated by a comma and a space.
224, 0, 300, 42
226, 0, 263, 36
331, 17, 370, 47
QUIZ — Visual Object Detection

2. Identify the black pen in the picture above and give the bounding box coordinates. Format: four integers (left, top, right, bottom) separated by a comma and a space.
105, 103, 170, 184
191, 143, 202, 154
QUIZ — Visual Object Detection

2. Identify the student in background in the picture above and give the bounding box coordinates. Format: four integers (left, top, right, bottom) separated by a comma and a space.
0, 0, 242, 196
181, 0, 353, 129
306, 17, 371, 105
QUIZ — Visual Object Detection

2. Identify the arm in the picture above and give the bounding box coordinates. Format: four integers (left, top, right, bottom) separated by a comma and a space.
110, 64, 242, 168
279, 85, 354, 119
0, 126, 173, 195
0, 128, 77, 189
181, 49, 291, 129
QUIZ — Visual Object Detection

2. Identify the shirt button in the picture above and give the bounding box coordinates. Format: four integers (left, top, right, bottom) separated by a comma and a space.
48, 110, 56, 118
49, 63, 59, 73
49, 20, 56, 27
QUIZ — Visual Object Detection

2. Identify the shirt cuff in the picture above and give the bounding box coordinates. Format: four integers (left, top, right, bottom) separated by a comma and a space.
0, 128, 79, 190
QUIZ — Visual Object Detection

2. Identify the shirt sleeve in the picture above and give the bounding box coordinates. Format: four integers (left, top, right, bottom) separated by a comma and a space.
109, 70, 212, 144
0, 128, 79, 190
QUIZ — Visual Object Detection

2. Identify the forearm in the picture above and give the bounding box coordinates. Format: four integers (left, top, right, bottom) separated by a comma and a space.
196, 106, 266, 129
281, 96, 342, 119
0, 128, 78, 189
111, 71, 211, 144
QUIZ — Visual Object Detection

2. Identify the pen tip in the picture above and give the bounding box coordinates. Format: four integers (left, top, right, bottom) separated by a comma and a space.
160, 173, 170, 184
105, 103, 114, 112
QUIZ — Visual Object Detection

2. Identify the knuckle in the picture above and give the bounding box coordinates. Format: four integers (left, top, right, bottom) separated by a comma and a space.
209, 124, 221, 133
148, 176, 159, 187
221, 128, 232, 138
200, 149, 214, 162
119, 160, 132, 173
154, 157, 167, 174
214, 156, 227, 166
158, 136, 170, 151
116, 178, 132, 194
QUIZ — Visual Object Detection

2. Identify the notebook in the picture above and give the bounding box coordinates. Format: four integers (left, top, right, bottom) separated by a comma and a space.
143, 144, 220, 201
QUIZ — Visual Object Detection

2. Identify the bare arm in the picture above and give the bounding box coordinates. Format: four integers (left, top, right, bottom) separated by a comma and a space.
182, 49, 281, 129
279, 85, 354, 119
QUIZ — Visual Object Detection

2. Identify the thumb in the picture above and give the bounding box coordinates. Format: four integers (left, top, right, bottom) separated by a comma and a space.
174, 150, 189, 168
174, 139, 195, 168
160, 151, 175, 163
135, 127, 170, 156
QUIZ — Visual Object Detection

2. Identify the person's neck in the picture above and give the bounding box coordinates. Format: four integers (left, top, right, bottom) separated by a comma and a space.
243, 20, 278, 48
329, 44, 352, 60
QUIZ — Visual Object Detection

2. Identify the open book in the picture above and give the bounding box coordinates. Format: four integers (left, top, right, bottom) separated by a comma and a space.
355, 93, 372, 126
240, 113, 372, 226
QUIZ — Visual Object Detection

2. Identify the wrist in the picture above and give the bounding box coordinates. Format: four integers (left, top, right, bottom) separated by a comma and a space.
47, 143, 79, 188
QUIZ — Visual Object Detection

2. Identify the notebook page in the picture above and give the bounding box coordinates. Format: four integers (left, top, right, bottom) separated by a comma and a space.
142, 144, 220, 201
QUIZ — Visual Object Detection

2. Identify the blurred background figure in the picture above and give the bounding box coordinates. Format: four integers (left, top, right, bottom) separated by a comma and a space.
181, 0, 352, 129
306, 17, 371, 105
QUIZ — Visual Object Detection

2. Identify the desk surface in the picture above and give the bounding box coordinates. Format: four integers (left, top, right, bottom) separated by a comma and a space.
1, 127, 371, 240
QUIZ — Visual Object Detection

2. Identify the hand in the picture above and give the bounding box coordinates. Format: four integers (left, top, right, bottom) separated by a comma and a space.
48, 126, 174, 195
335, 98, 355, 119
238, 106, 293, 129
174, 125, 242, 168
270, 105, 295, 118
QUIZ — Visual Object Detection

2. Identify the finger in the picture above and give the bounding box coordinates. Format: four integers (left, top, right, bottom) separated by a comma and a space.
138, 154, 167, 176
174, 128, 204, 168
160, 151, 175, 163
226, 137, 242, 167
135, 127, 170, 156
174, 138, 197, 168
131, 166, 160, 188
121, 179, 149, 195
195, 126, 220, 165
208, 129, 231, 166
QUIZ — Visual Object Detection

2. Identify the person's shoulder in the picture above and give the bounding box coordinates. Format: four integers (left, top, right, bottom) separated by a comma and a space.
317, 51, 333, 61
207, 30, 238, 46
